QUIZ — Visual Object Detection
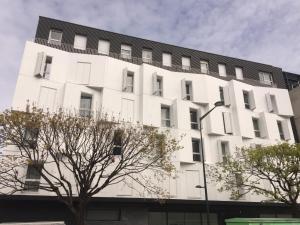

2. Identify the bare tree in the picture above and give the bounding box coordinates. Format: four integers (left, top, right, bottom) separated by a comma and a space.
209, 143, 300, 216
0, 107, 180, 225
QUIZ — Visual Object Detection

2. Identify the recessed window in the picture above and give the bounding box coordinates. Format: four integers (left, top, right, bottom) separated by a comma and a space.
121, 44, 132, 59
113, 130, 123, 155
74, 35, 87, 50
48, 29, 62, 45
162, 53, 172, 67
222, 112, 233, 134
190, 109, 198, 130
235, 67, 244, 80
161, 106, 171, 127
23, 128, 39, 149
43, 56, 52, 79
142, 49, 152, 63
122, 71, 134, 93
24, 162, 42, 192
219, 87, 224, 102
220, 141, 230, 163
182, 80, 193, 101
243, 91, 250, 109
34, 53, 53, 79
252, 118, 261, 138
153, 73, 163, 96
266, 93, 278, 113
277, 121, 285, 140
182, 56, 191, 70
79, 93, 92, 117
259, 72, 273, 86
98, 39, 110, 55
218, 64, 227, 77
192, 139, 202, 162
200, 60, 209, 74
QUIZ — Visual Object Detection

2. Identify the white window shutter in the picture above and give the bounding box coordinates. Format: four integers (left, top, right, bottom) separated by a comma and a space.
171, 99, 178, 128
223, 86, 231, 106
34, 52, 45, 77
259, 113, 268, 138
265, 93, 273, 112
282, 120, 291, 140
223, 112, 233, 134
152, 72, 158, 95
249, 90, 256, 110
122, 68, 128, 91
181, 79, 187, 100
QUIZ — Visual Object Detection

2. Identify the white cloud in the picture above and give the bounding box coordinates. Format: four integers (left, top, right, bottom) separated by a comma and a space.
0, 0, 300, 110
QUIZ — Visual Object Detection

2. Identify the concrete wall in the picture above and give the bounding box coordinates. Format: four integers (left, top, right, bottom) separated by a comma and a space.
289, 86, 300, 142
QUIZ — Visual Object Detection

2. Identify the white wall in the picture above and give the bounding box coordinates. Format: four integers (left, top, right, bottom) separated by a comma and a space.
11, 41, 295, 202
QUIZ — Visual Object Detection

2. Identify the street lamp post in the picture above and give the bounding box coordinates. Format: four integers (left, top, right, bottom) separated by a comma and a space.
196, 101, 224, 225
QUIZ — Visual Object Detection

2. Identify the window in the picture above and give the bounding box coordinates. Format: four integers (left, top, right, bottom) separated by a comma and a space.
277, 121, 285, 140
162, 53, 172, 67
142, 49, 152, 63
98, 39, 110, 55
259, 72, 273, 86
252, 118, 261, 138
243, 91, 250, 109
113, 130, 123, 155
153, 73, 163, 96
181, 80, 193, 101
220, 141, 230, 163
190, 109, 198, 130
218, 64, 227, 77
266, 93, 278, 113
192, 139, 202, 162
182, 56, 191, 70
79, 94, 92, 117
24, 162, 42, 192
43, 56, 52, 79
235, 67, 244, 80
125, 72, 134, 92
23, 128, 39, 149
200, 60, 209, 74
34, 52, 53, 79
48, 29, 62, 45
161, 106, 171, 127
121, 44, 132, 59
219, 87, 224, 102
74, 34, 87, 50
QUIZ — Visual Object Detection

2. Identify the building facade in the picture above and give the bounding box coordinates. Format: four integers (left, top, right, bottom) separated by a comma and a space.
2, 17, 297, 224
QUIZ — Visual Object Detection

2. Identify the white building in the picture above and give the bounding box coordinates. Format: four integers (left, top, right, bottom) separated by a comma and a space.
5, 16, 296, 224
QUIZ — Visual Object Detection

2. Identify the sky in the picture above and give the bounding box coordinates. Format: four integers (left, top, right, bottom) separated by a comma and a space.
1, 0, 300, 111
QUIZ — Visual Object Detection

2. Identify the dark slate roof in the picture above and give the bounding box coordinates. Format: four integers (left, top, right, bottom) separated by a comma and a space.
35, 16, 286, 88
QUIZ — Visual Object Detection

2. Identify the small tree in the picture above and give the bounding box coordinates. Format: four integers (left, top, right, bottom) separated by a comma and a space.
0, 108, 180, 225
209, 143, 300, 215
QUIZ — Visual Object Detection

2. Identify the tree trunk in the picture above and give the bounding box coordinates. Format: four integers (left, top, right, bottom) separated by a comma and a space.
73, 201, 87, 225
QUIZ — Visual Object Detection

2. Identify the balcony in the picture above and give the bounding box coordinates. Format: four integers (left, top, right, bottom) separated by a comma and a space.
34, 38, 277, 88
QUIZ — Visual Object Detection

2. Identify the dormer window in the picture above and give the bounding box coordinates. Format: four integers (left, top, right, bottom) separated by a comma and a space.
48, 29, 62, 45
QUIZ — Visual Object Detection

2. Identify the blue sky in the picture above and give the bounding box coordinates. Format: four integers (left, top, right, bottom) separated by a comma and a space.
1, 0, 300, 110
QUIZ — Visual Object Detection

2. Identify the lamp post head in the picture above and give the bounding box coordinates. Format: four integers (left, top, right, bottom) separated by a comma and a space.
214, 101, 224, 107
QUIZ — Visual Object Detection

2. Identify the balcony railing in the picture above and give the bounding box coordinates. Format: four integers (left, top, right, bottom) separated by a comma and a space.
34, 38, 277, 88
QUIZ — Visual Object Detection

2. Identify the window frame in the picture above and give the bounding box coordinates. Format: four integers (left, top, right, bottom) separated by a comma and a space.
98, 39, 110, 55
200, 60, 209, 74
121, 44, 132, 59
235, 67, 244, 80
259, 71, 273, 86
219, 86, 224, 102
192, 138, 202, 162
185, 81, 193, 101
252, 117, 261, 138
142, 49, 152, 63
161, 105, 171, 127
190, 109, 199, 130
79, 93, 93, 117
74, 34, 87, 50
48, 29, 63, 45
218, 63, 227, 77
23, 162, 43, 192
243, 91, 250, 109
182, 56, 191, 70
162, 52, 172, 67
